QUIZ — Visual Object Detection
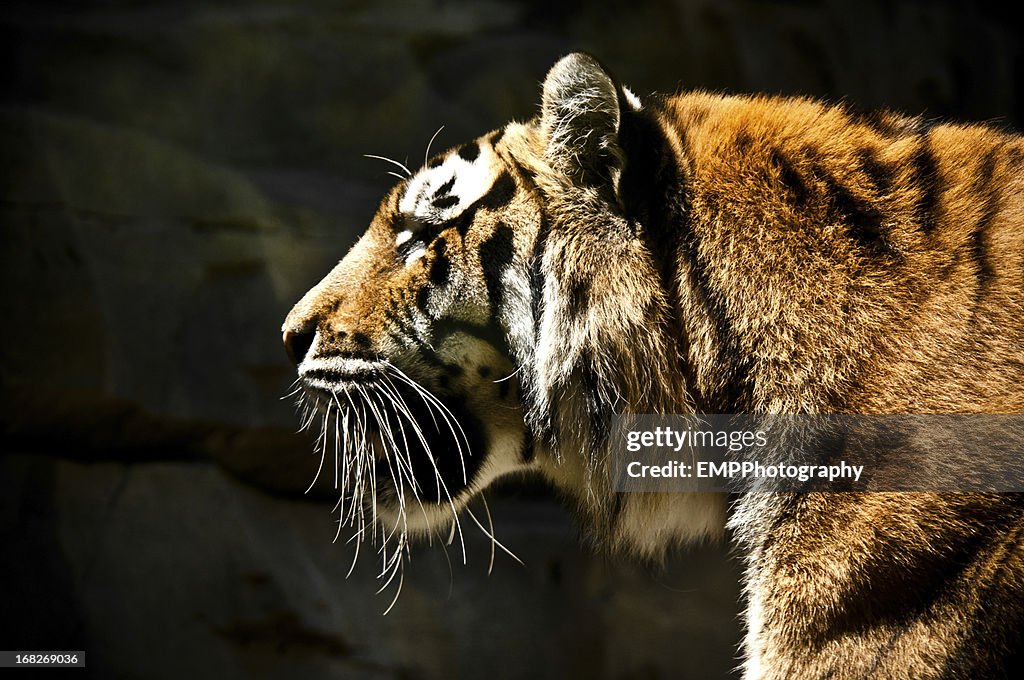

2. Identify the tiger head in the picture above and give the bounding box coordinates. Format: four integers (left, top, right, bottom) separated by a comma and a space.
282, 54, 726, 576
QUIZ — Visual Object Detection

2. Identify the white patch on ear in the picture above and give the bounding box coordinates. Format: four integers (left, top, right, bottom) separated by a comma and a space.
622, 86, 642, 111
399, 142, 500, 224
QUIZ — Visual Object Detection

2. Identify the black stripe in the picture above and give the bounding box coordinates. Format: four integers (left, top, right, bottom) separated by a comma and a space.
937, 507, 1024, 677
1007, 146, 1024, 169
520, 429, 535, 463
427, 237, 450, 287
862, 109, 903, 137
523, 214, 553, 441
770, 148, 811, 207
385, 304, 424, 349
565, 277, 591, 320
734, 132, 753, 154
304, 366, 375, 382
971, 147, 1002, 304
823, 170, 894, 256
677, 222, 753, 411
972, 220, 997, 292
479, 221, 514, 311
457, 142, 480, 161
856, 146, 895, 199
910, 136, 941, 234
579, 355, 612, 449
786, 144, 896, 257
621, 102, 744, 410
529, 215, 551, 341
431, 177, 456, 198
415, 283, 430, 311
432, 195, 459, 210
451, 172, 516, 237
479, 172, 515, 211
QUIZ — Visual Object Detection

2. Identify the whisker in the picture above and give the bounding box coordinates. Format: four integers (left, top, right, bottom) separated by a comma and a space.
381, 562, 405, 616
295, 351, 492, 610
492, 365, 523, 383
382, 365, 469, 563
364, 153, 412, 178
389, 405, 468, 561
305, 398, 331, 494
385, 362, 471, 485
467, 502, 524, 570
280, 382, 304, 401
424, 125, 445, 166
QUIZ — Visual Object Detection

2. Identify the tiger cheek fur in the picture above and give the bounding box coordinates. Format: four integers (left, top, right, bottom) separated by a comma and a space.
285, 52, 1024, 676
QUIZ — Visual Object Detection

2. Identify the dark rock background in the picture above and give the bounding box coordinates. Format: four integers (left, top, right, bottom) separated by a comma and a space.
1, 1, 1020, 678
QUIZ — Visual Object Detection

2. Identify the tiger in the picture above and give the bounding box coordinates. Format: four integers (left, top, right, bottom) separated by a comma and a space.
282, 53, 1024, 678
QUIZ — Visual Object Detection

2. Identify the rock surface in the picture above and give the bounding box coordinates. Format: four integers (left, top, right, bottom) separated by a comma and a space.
1, 454, 742, 679
1, 1, 1020, 678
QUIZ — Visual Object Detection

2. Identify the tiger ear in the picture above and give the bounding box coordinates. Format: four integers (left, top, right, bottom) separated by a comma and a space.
540, 53, 624, 190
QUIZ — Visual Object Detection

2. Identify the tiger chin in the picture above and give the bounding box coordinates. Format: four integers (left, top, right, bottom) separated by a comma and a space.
283, 53, 1024, 677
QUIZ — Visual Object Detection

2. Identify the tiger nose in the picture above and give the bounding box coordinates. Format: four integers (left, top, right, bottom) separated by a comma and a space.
282, 327, 315, 366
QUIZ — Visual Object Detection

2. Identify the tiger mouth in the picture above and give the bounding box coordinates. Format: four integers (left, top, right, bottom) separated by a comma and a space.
296, 358, 487, 506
